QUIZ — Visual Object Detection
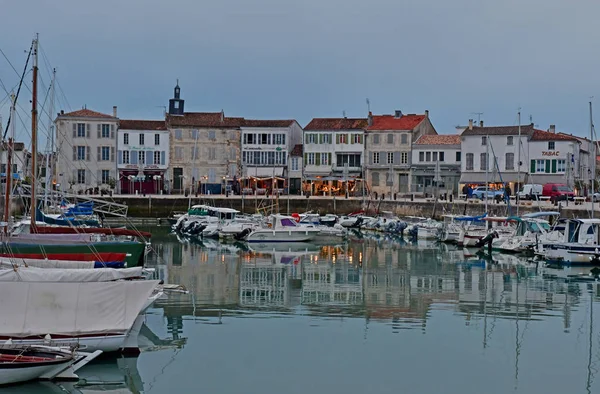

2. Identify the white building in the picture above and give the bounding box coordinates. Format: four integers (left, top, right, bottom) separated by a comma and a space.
240, 119, 303, 193
460, 121, 581, 192
0, 141, 30, 182
288, 144, 303, 194
411, 134, 461, 194
54, 108, 118, 193
117, 120, 169, 194
303, 117, 367, 196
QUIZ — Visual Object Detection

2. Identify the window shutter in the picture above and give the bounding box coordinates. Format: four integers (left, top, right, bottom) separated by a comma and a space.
350, 134, 355, 144
97, 170, 101, 184
304, 153, 307, 164
394, 151, 400, 165
86, 169, 91, 185
328, 153, 331, 165
319, 134, 322, 144
111, 125, 115, 139
551, 159, 557, 173
545, 160, 550, 173
111, 147, 115, 162
72, 169, 77, 184
304, 134, 308, 144
72, 124, 76, 138
118, 150, 123, 164
369, 153, 373, 165
161, 151, 166, 165
146, 151, 152, 165
315, 153, 321, 166
72, 146, 76, 161
131, 151, 138, 164
86, 124, 90, 138
359, 135, 363, 144
346, 134, 349, 144
87, 146, 91, 161
336, 134, 340, 144
97, 124, 101, 138
97, 146, 101, 161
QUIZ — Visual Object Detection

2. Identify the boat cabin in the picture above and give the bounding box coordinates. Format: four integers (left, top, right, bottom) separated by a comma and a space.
188, 205, 239, 220
564, 219, 600, 244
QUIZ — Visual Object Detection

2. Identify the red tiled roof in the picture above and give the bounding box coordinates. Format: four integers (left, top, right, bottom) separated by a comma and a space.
530, 129, 579, 142
167, 112, 244, 128
60, 109, 115, 118
414, 134, 461, 145
243, 119, 297, 128
304, 118, 367, 131
461, 124, 535, 136
367, 114, 426, 131
290, 144, 303, 157
119, 119, 167, 131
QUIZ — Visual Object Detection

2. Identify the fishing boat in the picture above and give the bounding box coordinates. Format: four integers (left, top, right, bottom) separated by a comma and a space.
0, 346, 75, 386
245, 215, 321, 243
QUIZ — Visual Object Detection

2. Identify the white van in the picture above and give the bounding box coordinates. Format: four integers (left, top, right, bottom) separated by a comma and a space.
517, 184, 543, 200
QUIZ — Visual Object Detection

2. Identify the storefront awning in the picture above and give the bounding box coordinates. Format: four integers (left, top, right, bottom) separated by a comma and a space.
459, 172, 526, 184
304, 175, 362, 181
245, 167, 284, 177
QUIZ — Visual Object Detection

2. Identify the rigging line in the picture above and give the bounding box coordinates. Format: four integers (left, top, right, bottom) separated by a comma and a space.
55, 79, 71, 111
2, 44, 32, 140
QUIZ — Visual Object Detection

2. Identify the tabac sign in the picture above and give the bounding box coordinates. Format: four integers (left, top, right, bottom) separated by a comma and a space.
542, 151, 560, 157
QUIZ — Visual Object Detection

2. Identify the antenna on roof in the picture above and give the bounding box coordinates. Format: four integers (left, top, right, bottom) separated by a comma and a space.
470, 112, 483, 123
529, 115, 533, 124
366, 98, 371, 113
343, 110, 346, 119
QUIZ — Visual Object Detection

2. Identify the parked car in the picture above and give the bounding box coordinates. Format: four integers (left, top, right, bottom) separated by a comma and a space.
471, 186, 505, 200
592, 192, 600, 202
517, 184, 543, 200
542, 183, 574, 201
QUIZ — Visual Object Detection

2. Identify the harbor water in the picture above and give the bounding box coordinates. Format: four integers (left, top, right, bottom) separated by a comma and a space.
8, 226, 600, 393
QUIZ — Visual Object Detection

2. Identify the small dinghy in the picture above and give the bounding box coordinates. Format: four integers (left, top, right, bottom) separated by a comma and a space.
0, 346, 74, 385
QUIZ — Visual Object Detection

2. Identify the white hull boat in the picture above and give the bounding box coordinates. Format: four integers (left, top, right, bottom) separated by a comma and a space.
246, 215, 321, 243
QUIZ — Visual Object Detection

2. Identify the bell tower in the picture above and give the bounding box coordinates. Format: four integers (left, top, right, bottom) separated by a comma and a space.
168, 79, 185, 115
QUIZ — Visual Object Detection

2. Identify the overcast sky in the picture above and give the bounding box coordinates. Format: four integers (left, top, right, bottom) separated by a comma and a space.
1, 0, 599, 146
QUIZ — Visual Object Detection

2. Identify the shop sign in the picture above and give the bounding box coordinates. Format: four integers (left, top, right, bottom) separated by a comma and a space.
542, 151, 560, 156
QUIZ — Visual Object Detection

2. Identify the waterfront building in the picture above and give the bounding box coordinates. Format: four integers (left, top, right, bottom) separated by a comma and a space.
166, 83, 243, 194
54, 107, 118, 193
0, 142, 30, 183
288, 144, 303, 194
240, 119, 303, 194
303, 117, 368, 196
365, 110, 437, 196
117, 120, 169, 194
459, 121, 581, 192
411, 134, 461, 195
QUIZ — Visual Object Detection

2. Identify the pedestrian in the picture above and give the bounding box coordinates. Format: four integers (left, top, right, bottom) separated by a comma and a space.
462, 184, 468, 200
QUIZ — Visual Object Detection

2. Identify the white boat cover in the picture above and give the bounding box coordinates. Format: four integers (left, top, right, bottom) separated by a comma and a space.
0, 266, 144, 282
0, 280, 159, 337
0, 258, 96, 269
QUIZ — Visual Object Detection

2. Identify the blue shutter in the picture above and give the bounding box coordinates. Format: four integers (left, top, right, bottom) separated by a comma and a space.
161, 151, 165, 165
131, 151, 138, 164
118, 150, 123, 164
146, 151, 152, 165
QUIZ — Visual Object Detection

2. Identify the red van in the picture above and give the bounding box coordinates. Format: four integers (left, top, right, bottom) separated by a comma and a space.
542, 183, 574, 201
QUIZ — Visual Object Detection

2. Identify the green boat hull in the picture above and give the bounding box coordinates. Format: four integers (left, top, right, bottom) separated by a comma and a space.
0, 241, 146, 267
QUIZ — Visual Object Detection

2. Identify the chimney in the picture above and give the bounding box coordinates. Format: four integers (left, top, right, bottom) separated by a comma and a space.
220, 110, 224, 122
425, 110, 429, 118
394, 110, 402, 118
549, 124, 556, 133
367, 111, 373, 126
479, 120, 484, 127
468, 119, 473, 130
60, 110, 64, 115
112, 106, 117, 118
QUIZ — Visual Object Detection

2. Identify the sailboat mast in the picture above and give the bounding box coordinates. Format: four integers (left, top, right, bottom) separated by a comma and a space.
517, 111, 521, 216
188, 128, 200, 210
590, 101, 595, 219
45, 68, 56, 209
4, 94, 16, 231
30, 34, 39, 230
485, 134, 489, 216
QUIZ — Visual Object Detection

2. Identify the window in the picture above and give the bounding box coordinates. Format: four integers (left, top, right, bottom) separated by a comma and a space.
139, 134, 145, 145
191, 147, 199, 159
352, 134, 362, 144
267, 151, 275, 165
307, 153, 315, 165
387, 152, 394, 164
456, 152, 461, 162
507, 136, 513, 146
190, 129, 198, 139
480, 153, 488, 170
320, 153, 329, 165
401, 134, 408, 144
77, 146, 86, 160
208, 130, 216, 141
123, 133, 129, 145
536, 159, 545, 173
244, 133, 255, 144
155, 134, 160, 145
372, 172, 380, 187
175, 147, 183, 160
101, 146, 110, 161
101, 124, 110, 138
274, 134, 286, 145
401, 152, 408, 164
481, 136, 487, 145
321, 134, 332, 144
291, 157, 299, 171
77, 123, 86, 137
432, 152, 438, 162
548, 141, 555, 150
307, 134, 317, 144
426, 152, 431, 162
77, 169, 86, 184
466, 153, 474, 170
336, 154, 361, 167
439, 152, 445, 162
373, 134, 380, 144
123, 150, 130, 164
557, 159, 566, 173
208, 147, 216, 160
339, 134, 348, 144
373, 152, 380, 164
505, 152, 514, 170
175, 130, 182, 140
153, 151, 161, 164
101, 170, 110, 184
419, 152, 424, 162
387, 134, 394, 144
138, 151, 145, 164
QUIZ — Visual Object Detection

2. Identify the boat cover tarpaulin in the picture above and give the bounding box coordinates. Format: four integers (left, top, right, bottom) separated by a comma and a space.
0, 259, 96, 269
33, 226, 152, 239
0, 279, 159, 337
0, 266, 144, 281
0, 252, 127, 262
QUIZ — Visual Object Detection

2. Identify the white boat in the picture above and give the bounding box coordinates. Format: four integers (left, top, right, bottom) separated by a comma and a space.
246, 215, 321, 243
405, 217, 442, 240
0, 346, 74, 385
315, 224, 347, 241
540, 219, 600, 264
491, 212, 560, 254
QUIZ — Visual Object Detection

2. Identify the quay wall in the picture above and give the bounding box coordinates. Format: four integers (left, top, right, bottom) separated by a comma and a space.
97, 195, 593, 220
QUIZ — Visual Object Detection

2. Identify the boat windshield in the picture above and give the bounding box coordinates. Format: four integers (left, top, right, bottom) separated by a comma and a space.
280, 218, 298, 227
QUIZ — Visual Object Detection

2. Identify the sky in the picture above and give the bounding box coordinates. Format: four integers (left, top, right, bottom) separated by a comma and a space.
1, 0, 600, 148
